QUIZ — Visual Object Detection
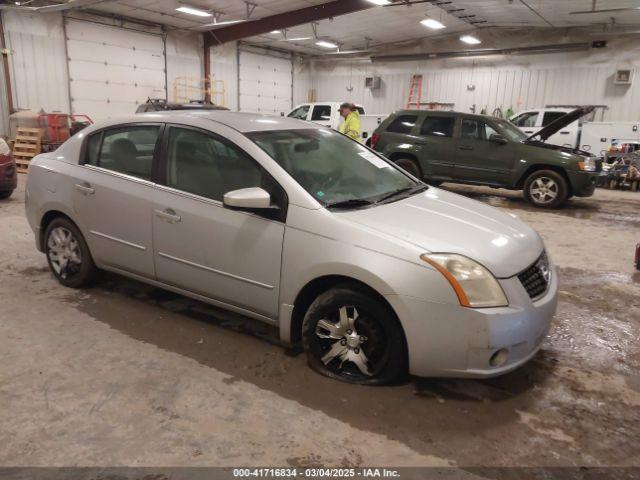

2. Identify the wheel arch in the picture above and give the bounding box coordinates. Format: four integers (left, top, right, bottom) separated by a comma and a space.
516, 164, 573, 194
288, 274, 405, 348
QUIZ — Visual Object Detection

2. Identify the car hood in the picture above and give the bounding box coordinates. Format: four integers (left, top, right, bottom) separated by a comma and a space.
524, 106, 593, 143
337, 188, 544, 278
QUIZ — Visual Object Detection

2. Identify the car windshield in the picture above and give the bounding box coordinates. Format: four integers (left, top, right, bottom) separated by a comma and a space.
494, 119, 529, 142
246, 129, 419, 207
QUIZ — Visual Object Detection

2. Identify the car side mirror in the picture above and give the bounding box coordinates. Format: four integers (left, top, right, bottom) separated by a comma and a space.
223, 187, 273, 210
489, 133, 508, 145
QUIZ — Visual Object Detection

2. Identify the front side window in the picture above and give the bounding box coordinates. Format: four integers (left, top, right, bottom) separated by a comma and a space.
247, 129, 418, 207
311, 105, 332, 121
386, 115, 418, 134
512, 112, 539, 128
420, 116, 454, 137
461, 119, 499, 142
288, 105, 310, 120
85, 125, 160, 180
165, 127, 268, 202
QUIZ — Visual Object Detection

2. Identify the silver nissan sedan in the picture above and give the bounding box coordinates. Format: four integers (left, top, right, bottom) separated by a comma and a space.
25, 111, 557, 384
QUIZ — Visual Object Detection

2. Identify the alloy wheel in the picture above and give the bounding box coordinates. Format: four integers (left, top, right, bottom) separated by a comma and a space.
314, 305, 388, 379
530, 177, 558, 204
47, 226, 83, 280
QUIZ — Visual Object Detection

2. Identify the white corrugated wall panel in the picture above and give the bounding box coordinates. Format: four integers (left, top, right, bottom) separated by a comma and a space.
309, 37, 640, 121
239, 46, 292, 115
66, 18, 166, 121
166, 31, 203, 103
209, 42, 238, 110
0, 54, 9, 136
2, 10, 69, 113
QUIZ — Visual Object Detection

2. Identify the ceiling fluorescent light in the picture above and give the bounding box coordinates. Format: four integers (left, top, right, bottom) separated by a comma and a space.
460, 35, 481, 45
421, 18, 446, 29
270, 30, 281, 34
316, 40, 338, 49
366, 0, 391, 5
176, 6, 212, 17
284, 37, 312, 41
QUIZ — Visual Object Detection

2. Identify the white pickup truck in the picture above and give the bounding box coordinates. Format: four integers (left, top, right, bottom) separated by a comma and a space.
510, 107, 640, 156
286, 102, 386, 143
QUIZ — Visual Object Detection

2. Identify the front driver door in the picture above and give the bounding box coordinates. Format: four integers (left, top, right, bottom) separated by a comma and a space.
454, 118, 516, 186
152, 125, 286, 319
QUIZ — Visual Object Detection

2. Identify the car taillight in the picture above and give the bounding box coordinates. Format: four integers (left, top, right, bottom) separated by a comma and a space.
370, 132, 380, 149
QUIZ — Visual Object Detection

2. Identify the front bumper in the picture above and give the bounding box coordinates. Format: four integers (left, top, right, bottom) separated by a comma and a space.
567, 170, 597, 197
0, 160, 18, 192
385, 265, 558, 378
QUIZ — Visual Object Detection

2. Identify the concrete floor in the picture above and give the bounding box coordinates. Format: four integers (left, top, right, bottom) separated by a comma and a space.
1, 175, 639, 468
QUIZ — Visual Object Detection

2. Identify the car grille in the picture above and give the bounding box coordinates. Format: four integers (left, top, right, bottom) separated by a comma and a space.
518, 252, 551, 299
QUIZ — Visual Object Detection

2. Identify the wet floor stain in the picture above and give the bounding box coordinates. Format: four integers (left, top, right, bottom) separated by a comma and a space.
440, 184, 640, 229
51, 264, 640, 467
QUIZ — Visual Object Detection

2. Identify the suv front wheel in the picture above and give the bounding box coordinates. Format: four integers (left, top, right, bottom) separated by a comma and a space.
523, 170, 569, 208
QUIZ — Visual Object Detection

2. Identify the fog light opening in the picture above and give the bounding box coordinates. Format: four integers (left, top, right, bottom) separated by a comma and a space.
489, 348, 509, 367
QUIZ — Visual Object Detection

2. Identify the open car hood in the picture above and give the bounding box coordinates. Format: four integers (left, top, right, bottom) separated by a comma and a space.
524, 106, 594, 143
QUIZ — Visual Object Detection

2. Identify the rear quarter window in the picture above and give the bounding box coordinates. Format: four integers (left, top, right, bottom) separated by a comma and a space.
386, 115, 418, 134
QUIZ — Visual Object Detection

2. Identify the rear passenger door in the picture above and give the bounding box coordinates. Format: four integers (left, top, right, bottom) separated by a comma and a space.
152, 125, 286, 319
72, 123, 161, 278
415, 115, 456, 179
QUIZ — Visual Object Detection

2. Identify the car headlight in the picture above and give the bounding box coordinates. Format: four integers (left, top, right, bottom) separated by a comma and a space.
420, 253, 508, 308
578, 157, 596, 172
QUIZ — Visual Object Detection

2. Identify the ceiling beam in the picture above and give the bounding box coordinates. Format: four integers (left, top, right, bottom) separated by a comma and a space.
203, 0, 376, 47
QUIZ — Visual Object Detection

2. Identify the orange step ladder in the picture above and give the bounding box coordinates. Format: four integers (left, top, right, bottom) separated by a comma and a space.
406, 74, 423, 109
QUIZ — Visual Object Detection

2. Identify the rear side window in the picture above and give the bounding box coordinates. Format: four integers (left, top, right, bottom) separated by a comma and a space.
386, 115, 418, 134
85, 125, 160, 180
288, 105, 310, 120
542, 111, 566, 126
420, 116, 454, 137
311, 105, 332, 121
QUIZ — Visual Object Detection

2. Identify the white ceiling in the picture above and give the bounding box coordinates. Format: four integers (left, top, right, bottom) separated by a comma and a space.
87, 0, 640, 54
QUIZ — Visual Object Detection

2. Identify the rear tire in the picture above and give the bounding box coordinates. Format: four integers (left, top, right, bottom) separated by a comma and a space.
394, 158, 422, 180
0, 190, 12, 199
302, 285, 407, 385
523, 170, 569, 208
44, 217, 97, 288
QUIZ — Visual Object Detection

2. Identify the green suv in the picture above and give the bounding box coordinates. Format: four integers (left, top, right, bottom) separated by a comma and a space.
370, 107, 598, 208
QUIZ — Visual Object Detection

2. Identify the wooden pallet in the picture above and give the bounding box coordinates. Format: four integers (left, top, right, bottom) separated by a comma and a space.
13, 127, 42, 173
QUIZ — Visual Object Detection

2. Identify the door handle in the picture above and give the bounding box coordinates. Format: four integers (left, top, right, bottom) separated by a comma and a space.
155, 208, 181, 223
523, 130, 534, 134
560, 131, 570, 135
74, 183, 95, 195
458, 145, 474, 150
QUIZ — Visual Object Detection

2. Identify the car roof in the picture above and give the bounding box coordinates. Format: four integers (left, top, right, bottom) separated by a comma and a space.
392, 109, 505, 122
101, 111, 318, 133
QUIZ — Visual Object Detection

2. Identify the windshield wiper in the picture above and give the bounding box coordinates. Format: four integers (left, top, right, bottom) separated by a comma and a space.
325, 198, 374, 210
376, 185, 428, 203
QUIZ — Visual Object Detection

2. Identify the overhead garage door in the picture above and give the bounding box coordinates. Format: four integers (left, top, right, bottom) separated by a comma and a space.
239, 46, 292, 115
65, 19, 166, 121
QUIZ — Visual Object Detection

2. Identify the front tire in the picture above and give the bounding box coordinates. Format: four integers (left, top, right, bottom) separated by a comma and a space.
302, 285, 407, 385
0, 190, 12, 200
44, 217, 97, 288
523, 170, 569, 208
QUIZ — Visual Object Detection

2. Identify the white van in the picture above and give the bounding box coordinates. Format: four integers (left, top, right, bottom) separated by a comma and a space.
510, 108, 640, 156
287, 102, 386, 143
510, 108, 581, 148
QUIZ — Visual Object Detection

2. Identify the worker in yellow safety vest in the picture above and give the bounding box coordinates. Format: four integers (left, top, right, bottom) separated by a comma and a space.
338, 102, 361, 141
